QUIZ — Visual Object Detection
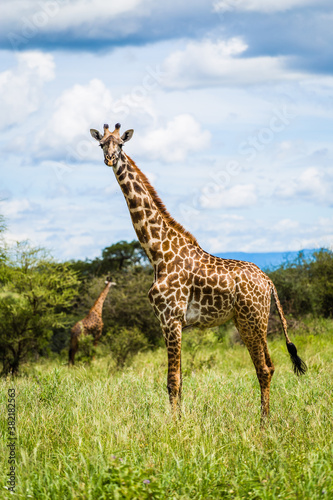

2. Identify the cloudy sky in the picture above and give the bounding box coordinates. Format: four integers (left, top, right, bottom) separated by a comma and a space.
1, 0, 333, 261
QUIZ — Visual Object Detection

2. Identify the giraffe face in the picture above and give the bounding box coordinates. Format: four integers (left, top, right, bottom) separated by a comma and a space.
90, 124, 134, 165
105, 275, 116, 286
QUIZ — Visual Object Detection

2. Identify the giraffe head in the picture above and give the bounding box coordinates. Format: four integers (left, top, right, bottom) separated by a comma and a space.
105, 276, 116, 286
90, 123, 134, 167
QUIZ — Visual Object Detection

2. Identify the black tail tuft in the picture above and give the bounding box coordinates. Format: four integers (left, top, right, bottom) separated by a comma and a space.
287, 342, 307, 376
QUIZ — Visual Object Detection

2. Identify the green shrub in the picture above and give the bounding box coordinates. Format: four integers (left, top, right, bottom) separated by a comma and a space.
268, 248, 333, 319
75, 334, 96, 365
105, 326, 150, 369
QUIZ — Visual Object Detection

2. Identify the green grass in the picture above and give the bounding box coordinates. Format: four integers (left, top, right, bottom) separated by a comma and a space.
1, 319, 333, 499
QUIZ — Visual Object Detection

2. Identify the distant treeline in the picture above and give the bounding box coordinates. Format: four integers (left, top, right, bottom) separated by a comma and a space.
267, 249, 333, 319
0, 220, 332, 375
70, 240, 333, 320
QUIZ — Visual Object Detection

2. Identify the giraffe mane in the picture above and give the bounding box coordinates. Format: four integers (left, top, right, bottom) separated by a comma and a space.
126, 155, 198, 246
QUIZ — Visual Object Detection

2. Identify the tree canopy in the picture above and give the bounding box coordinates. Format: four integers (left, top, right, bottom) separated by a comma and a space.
268, 249, 333, 318
70, 240, 149, 279
0, 242, 79, 375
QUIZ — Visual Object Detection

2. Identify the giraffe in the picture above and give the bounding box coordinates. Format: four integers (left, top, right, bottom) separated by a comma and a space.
69, 276, 116, 365
90, 123, 307, 421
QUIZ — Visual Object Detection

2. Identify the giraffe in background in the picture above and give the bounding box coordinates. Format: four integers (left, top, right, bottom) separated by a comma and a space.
90, 123, 307, 421
69, 276, 116, 365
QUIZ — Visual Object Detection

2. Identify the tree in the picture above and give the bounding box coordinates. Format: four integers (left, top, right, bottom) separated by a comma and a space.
101, 240, 147, 271
0, 242, 79, 375
70, 240, 149, 278
308, 249, 333, 317
268, 248, 333, 320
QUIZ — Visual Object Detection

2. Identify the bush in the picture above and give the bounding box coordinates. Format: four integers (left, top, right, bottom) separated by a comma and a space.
268, 249, 333, 319
74, 334, 96, 365
105, 326, 150, 368
182, 328, 218, 373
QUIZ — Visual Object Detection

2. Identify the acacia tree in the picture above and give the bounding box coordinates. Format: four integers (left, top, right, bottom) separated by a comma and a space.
0, 242, 79, 375
70, 240, 148, 278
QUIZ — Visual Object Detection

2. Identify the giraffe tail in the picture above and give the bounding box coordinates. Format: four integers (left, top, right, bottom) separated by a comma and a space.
271, 283, 307, 376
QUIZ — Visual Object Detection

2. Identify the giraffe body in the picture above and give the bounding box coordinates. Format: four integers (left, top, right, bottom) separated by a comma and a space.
69, 278, 115, 365
90, 124, 307, 420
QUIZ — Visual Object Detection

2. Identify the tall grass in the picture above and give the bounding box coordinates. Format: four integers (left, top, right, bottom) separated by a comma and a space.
1, 319, 333, 499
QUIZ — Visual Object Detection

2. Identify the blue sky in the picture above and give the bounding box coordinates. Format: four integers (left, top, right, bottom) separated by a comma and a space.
1, 0, 333, 260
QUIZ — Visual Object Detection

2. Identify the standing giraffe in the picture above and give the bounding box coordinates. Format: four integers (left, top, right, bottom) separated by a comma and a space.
69, 276, 116, 365
90, 123, 307, 420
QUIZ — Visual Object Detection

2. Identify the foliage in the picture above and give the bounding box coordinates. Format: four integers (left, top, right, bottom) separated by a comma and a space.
75, 334, 96, 365
103, 268, 161, 345
0, 242, 79, 375
268, 248, 333, 319
101, 240, 147, 271
105, 326, 150, 368
309, 249, 333, 317
70, 240, 148, 279
182, 328, 218, 374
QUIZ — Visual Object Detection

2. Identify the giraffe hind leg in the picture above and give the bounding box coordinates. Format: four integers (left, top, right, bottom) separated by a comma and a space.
69, 338, 78, 366
249, 340, 274, 423
233, 317, 274, 423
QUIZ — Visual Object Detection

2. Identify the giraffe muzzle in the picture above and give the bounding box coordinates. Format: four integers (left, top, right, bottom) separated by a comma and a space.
104, 155, 114, 167
105, 150, 122, 167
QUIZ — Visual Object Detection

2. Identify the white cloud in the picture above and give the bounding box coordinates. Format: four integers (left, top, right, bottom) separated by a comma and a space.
213, 0, 322, 13
273, 218, 300, 233
0, 51, 55, 129
162, 37, 304, 89
1, 198, 39, 218
36, 77, 156, 160
37, 79, 113, 152
136, 114, 211, 163
275, 167, 331, 203
204, 214, 333, 255
199, 183, 257, 209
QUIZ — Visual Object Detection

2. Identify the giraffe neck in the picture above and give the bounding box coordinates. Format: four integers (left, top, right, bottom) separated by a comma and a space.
112, 153, 198, 267
90, 282, 112, 316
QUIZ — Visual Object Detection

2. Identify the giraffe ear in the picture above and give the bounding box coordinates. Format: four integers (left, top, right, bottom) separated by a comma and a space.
121, 129, 134, 143
90, 129, 103, 141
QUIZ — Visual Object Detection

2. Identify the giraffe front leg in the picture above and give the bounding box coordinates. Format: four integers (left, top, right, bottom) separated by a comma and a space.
163, 320, 183, 416
68, 335, 78, 366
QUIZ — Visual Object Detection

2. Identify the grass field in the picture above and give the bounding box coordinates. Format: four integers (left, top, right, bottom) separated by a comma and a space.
1, 319, 333, 499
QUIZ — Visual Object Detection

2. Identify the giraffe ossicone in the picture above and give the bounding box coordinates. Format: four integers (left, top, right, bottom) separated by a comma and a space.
90, 122, 307, 421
